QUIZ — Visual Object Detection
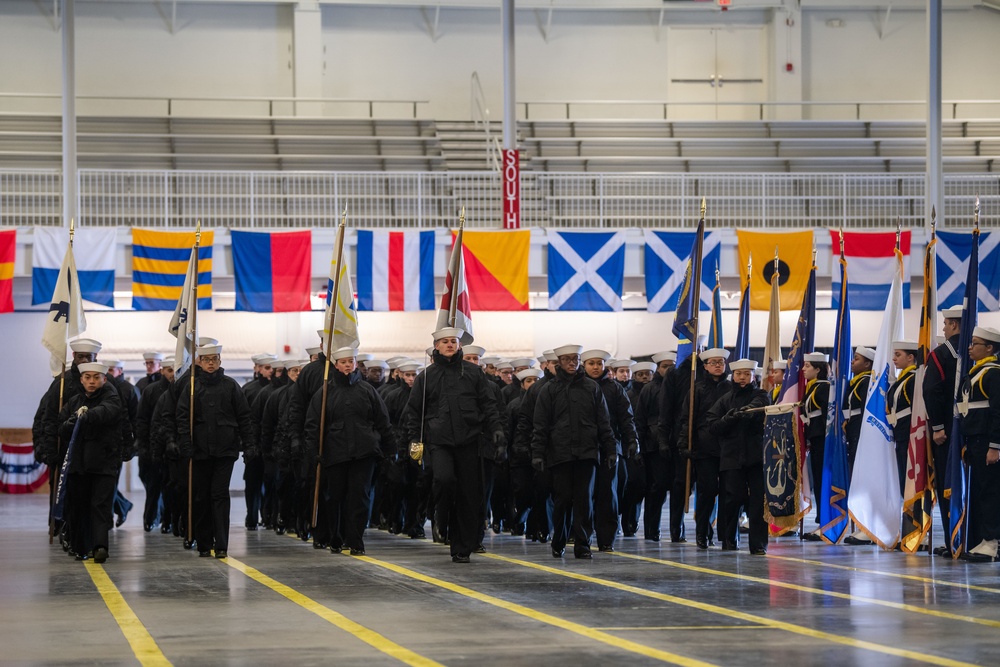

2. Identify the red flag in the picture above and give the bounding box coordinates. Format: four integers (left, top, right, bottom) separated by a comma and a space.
436, 225, 473, 344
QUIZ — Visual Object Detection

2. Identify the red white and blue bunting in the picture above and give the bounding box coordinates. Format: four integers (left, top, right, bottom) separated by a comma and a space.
1, 443, 47, 494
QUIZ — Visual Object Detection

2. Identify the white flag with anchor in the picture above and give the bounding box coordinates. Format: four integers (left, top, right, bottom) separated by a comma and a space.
547, 230, 625, 311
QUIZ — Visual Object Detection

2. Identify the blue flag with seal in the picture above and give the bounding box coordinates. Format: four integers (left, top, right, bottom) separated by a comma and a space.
820, 253, 852, 543
644, 229, 721, 314
936, 230, 1000, 312
547, 230, 625, 311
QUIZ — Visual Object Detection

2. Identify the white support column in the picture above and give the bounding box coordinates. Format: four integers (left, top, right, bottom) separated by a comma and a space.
769, 0, 802, 121
292, 1, 324, 117
502, 0, 516, 149
61, 0, 77, 226
927, 0, 943, 229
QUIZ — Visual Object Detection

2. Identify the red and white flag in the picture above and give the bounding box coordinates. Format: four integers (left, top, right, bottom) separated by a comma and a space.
436, 225, 474, 344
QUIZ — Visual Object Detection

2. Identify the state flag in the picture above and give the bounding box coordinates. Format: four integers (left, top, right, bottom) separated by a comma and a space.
548, 230, 625, 311
830, 230, 911, 311
231, 229, 311, 312
736, 230, 813, 310
356, 229, 436, 311
643, 229, 721, 314
936, 230, 1000, 312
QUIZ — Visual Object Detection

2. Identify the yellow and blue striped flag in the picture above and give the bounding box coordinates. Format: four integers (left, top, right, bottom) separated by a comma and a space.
131, 228, 213, 311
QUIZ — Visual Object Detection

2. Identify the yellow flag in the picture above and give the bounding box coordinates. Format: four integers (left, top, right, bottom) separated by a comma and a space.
737, 230, 813, 310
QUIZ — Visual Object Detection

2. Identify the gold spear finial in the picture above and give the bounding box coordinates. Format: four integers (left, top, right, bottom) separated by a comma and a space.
895, 217, 901, 251
195, 220, 201, 245
700, 198, 707, 220
975, 194, 981, 232
460, 206, 466, 229
930, 206, 937, 240
69, 218, 75, 244
341, 205, 348, 226
838, 227, 845, 259
747, 251, 753, 278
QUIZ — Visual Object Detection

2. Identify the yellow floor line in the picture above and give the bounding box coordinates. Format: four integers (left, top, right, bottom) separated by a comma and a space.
766, 553, 1000, 595
356, 555, 718, 667
614, 551, 1000, 629
481, 552, 979, 667
83, 562, 172, 667
595, 625, 771, 631
224, 556, 442, 667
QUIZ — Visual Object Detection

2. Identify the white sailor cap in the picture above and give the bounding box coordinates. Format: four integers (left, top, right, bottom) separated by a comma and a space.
105, 359, 124, 369
729, 359, 758, 371
187, 336, 219, 347
143, 352, 164, 361
273, 359, 293, 370
973, 326, 1000, 344
464, 345, 486, 357
316, 329, 325, 339
196, 344, 222, 357
581, 349, 611, 362
633, 361, 656, 373
610, 359, 636, 370
651, 351, 676, 364
257, 355, 279, 366
804, 352, 829, 363
892, 340, 919, 352
496, 361, 514, 371
942, 306, 964, 320
553, 344, 584, 357
69, 338, 102, 354
251, 353, 271, 364
855, 347, 876, 361
425, 347, 434, 357
78, 362, 109, 375
353, 353, 374, 364
160, 357, 175, 369
397, 361, 423, 373
536, 355, 548, 365
510, 358, 536, 369
305, 346, 322, 357
481, 356, 501, 366
699, 348, 730, 361
331, 347, 358, 361
386, 357, 408, 369
771, 360, 788, 370
543, 350, 558, 362
287, 359, 309, 370
516, 368, 544, 381
432, 327, 464, 341
367, 359, 389, 369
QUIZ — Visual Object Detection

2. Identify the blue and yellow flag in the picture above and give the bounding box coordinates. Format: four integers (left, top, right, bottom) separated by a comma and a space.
131, 228, 213, 311
672, 217, 704, 345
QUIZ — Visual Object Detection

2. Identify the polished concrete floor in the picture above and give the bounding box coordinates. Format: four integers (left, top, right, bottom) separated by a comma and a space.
2, 492, 999, 667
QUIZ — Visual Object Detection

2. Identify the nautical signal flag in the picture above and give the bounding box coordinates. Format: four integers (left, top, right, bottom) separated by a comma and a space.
830, 230, 911, 311
547, 230, 625, 311
455, 229, 529, 311
32, 226, 116, 308
132, 228, 213, 311
736, 230, 813, 310
644, 229, 721, 314
0, 229, 14, 313
231, 230, 311, 312
356, 229, 436, 311
936, 230, 1000, 312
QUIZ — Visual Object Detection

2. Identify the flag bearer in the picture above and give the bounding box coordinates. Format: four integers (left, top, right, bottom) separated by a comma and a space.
887, 340, 919, 495
842, 347, 875, 546
800, 352, 830, 540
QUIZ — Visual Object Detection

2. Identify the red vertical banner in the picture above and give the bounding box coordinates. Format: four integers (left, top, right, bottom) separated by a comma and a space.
502, 149, 520, 229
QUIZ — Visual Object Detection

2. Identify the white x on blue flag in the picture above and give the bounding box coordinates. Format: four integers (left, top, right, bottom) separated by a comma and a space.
644, 229, 721, 313
936, 230, 1000, 312
547, 230, 625, 311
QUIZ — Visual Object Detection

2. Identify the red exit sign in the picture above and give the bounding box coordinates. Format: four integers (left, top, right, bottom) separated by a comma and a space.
718, 0, 731, 6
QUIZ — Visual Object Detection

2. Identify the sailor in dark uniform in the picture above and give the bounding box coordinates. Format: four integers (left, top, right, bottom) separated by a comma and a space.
923, 306, 963, 556
766, 360, 786, 405
136, 352, 164, 395
959, 326, 1000, 562
800, 352, 830, 541
842, 346, 875, 546
887, 340, 919, 495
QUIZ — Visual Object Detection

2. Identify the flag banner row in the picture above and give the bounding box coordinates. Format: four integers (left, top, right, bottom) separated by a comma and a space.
5, 226, 1000, 315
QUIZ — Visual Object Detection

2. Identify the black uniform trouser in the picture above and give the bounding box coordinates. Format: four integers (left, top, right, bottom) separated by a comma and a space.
192, 457, 236, 552
723, 464, 767, 552
384, 459, 407, 532
324, 457, 377, 551
138, 457, 163, 527
551, 459, 596, 555
594, 457, 619, 548
892, 423, 911, 497
528, 469, 553, 538
668, 449, 687, 541
428, 443, 481, 557
932, 439, 951, 543
808, 435, 825, 523
491, 461, 512, 529
305, 463, 331, 545
243, 457, 264, 528
694, 456, 722, 543
276, 464, 297, 530
621, 455, 645, 535
167, 457, 188, 537
967, 438, 1000, 546
262, 460, 279, 527
509, 464, 534, 529
478, 455, 496, 545
67, 472, 116, 556
642, 451, 669, 539
403, 460, 431, 535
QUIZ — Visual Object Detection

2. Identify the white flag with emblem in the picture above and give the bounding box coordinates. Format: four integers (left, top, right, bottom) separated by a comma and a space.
41, 244, 87, 376
547, 230, 625, 311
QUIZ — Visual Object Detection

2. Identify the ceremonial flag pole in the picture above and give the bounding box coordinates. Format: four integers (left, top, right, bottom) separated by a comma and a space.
313, 209, 351, 529
820, 230, 852, 544
762, 249, 782, 392
436, 208, 473, 342
945, 197, 980, 558
707, 262, 723, 349
187, 223, 201, 547
672, 198, 706, 514
733, 253, 751, 362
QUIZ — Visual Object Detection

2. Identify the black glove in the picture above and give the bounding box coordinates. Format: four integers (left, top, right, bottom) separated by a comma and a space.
165, 439, 179, 460
606, 454, 618, 470
625, 444, 638, 460
289, 438, 303, 462
76, 410, 89, 425
244, 446, 261, 462
678, 448, 693, 460
494, 444, 508, 464
531, 457, 545, 472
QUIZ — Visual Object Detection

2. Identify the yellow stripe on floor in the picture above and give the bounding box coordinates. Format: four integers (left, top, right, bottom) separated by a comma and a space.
83, 561, 172, 667
614, 551, 1000, 629
356, 555, 718, 667
595, 625, 771, 632
766, 553, 1000, 595
482, 552, 979, 667
224, 556, 441, 667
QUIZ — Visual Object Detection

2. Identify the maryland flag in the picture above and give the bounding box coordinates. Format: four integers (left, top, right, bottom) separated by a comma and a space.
737, 230, 813, 310
901, 230, 937, 553
455, 230, 530, 311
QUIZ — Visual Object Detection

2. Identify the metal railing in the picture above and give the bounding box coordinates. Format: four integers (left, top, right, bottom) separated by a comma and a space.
518, 99, 1000, 122
470, 73, 502, 173
0, 93, 430, 119
1, 169, 998, 229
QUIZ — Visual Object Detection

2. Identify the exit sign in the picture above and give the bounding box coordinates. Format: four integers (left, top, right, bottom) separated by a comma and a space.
718, 0, 732, 5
